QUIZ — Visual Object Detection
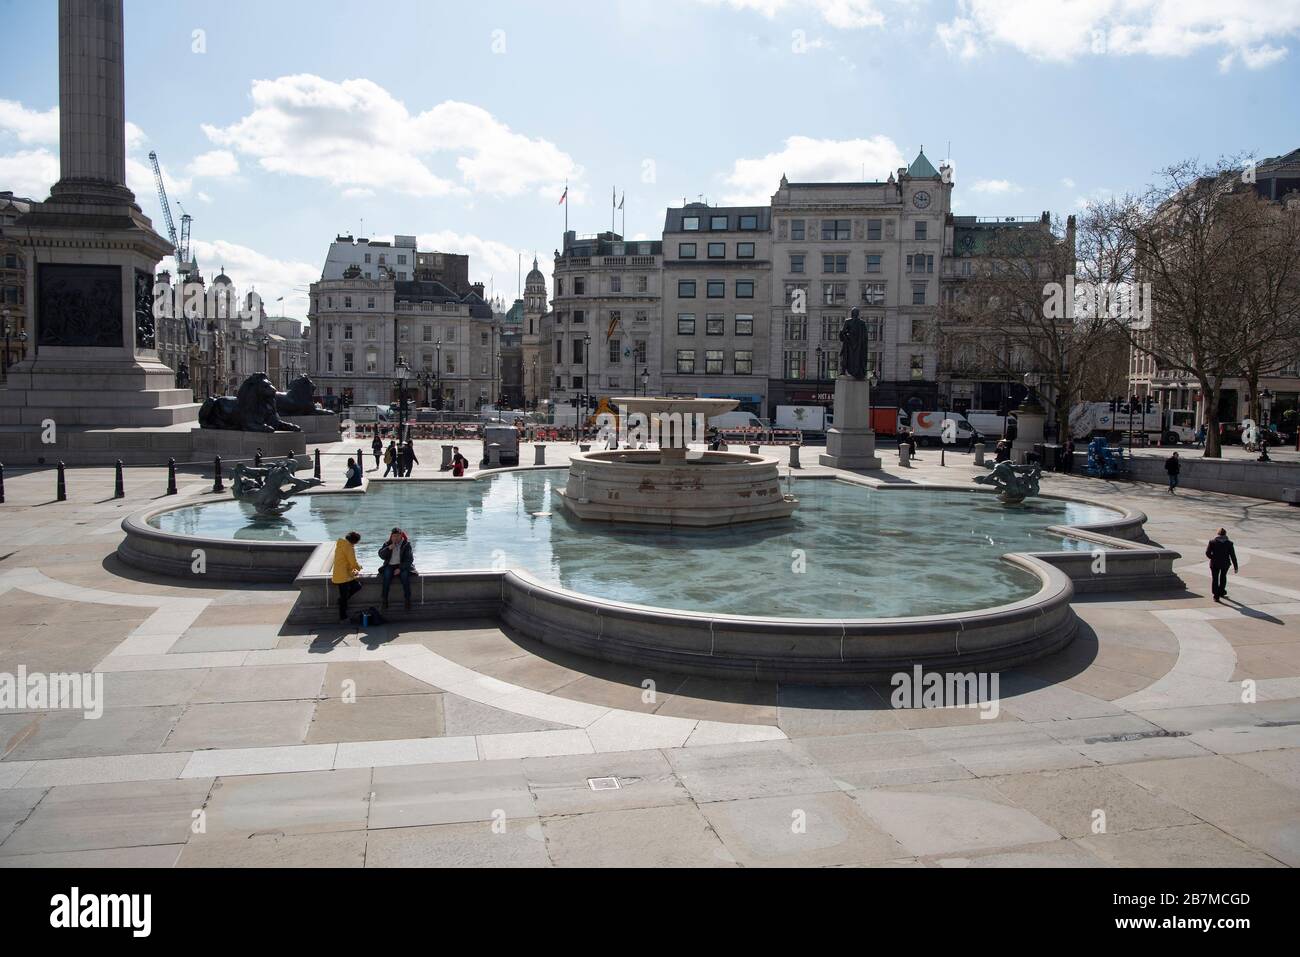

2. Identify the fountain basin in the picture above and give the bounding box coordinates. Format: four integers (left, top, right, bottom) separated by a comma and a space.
556, 449, 797, 527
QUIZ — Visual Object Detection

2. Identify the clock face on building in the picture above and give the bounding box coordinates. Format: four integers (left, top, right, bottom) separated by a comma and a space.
913, 191, 931, 209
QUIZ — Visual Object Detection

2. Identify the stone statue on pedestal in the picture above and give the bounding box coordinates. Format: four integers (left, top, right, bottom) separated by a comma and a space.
974, 460, 1042, 504
839, 307, 869, 380
231, 458, 322, 515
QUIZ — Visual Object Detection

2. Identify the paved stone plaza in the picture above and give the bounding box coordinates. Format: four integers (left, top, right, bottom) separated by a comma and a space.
0, 441, 1297, 868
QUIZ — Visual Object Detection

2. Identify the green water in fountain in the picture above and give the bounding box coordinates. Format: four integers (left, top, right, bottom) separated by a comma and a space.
151, 473, 1117, 619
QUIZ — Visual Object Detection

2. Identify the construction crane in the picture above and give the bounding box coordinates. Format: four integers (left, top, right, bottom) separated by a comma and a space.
147, 150, 195, 278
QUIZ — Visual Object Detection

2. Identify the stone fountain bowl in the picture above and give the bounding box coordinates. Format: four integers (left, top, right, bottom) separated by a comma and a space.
611, 396, 739, 419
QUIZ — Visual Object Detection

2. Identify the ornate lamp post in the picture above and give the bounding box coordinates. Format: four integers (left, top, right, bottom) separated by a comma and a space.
2, 310, 28, 382
583, 332, 592, 440
393, 355, 411, 440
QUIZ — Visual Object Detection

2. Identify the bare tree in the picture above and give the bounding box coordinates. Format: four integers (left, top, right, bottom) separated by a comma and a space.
1096, 158, 1284, 458
1239, 194, 1300, 426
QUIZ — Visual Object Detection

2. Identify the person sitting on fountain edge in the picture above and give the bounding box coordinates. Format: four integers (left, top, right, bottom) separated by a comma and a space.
378, 527, 415, 611
332, 531, 363, 621
344, 457, 363, 488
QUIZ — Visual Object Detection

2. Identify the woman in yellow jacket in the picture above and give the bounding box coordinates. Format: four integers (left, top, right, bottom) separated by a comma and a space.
332, 531, 363, 621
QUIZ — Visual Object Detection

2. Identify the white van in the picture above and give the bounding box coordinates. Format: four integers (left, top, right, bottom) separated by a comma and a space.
964, 409, 1016, 438
708, 411, 765, 430
907, 410, 977, 446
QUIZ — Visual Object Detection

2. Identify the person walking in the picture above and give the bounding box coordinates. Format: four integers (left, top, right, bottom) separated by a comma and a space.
994, 438, 1011, 463
451, 446, 468, 477
371, 433, 383, 470
332, 531, 363, 621
1062, 438, 1075, 474
382, 440, 398, 477
401, 441, 420, 477
1206, 528, 1239, 603
378, 527, 415, 611
343, 457, 363, 489
1165, 451, 1181, 493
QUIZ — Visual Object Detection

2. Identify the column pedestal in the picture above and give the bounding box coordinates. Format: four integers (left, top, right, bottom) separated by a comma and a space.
818, 375, 881, 470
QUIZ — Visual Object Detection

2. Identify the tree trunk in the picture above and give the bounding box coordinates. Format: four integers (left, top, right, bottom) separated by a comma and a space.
1201, 379, 1222, 458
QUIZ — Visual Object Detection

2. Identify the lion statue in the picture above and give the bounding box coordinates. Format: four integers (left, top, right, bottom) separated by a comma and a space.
276, 375, 334, 417
199, 373, 302, 432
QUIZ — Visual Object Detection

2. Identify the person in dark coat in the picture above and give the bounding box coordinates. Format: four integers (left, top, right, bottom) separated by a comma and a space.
1206, 528, 1238, 602
1165, 451, 1181, 493
371, 433, 383, 469
383, 440, 399, 477
398, 442, 419, 477
378, 527, 415, 610
343, 457, 363, 489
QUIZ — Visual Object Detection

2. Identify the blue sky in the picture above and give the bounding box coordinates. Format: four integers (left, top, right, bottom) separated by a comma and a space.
3, 0, 1298, 321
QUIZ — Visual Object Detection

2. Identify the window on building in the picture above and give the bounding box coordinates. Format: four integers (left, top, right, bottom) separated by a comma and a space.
911, 354, 924, 380
574, 277, 586, 295
823, 254, 849, 273
678, 280, 696, 298
915, 220, 928, 241
366, 352, 377, 373
423, 326, 432, 341
821, 315, 841, 341
682, 216, 700, 231
367, 296, 375, 309
866, 254, 882, 273
573, 338, 584, 363
705, 350, 724, 374
737, 242, 755, 259
555, 338, 563, 363
822, 219, 851, 240
735, 314, 754, 336
573, 309, 585, 323
791, 219, 805, 241
785, 282, 808, 306
707, 280, 725, 298
734, 350, 753, 375
790, 254, 805, 274
822, 282, 847, 305
343, 352, 354, 372
609, 338, 621, 363
397, 254, 407, 265
867, 219, 882, 241
677, 349, 696, 374
738, 214, 758, 230
736, 280, 754, 298
862, 282, 886, 305
708, 242, 725, 259
344, 324, 353, 340
556, 278, 564, 296
635, 309, 648, 323
677, 313, 696, 335
364, 253, 371, 263
637, 275, 648, 292
784, 315, 807, 340
611, 275, 622, 293
706, 315, 725, 336
446, 353, 456, 373
481, 332, 489, 345
679, 243, 697, 259
326, 352, 334, 371
710, 215, 728, 230
326, 325, 334, 340
344, 296, 352, 309
784, 350, 806, 379
634, 339, 647, 362
912, 282, 927, 305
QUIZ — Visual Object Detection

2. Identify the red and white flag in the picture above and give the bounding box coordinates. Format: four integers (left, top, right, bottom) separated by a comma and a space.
558, 186, 568, 205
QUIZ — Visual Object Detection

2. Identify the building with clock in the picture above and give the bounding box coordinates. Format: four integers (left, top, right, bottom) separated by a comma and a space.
766, 149, 952, 415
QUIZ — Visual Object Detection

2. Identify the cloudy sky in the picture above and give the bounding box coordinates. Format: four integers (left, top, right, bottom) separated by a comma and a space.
3, 0, 1298, 321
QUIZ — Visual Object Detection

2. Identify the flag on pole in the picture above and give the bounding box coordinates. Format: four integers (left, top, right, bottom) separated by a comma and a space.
606, 314, 621, 339
558, 186, 568, 205
618, 193, 624, 210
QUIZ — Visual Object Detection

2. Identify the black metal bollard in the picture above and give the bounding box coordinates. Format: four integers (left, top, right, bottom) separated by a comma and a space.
356, 449, 362, 471
212, 456, 224, 493
254, 449, 263, 467
114, 460, 124, 498
166, 458, 178, 495
314, 447, 322, 480
56, 461, 67, 501
0, 463, 5, 504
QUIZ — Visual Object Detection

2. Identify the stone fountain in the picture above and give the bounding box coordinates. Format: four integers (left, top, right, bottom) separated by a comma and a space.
554, 397, 798, 527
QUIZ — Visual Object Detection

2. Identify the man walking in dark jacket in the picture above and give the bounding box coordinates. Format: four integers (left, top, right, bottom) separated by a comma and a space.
1206, 528, 1238, 602
1165, 451, 1181, 492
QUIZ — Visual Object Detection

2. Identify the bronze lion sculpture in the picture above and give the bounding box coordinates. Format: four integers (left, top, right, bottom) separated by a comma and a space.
199, 373, 301, 432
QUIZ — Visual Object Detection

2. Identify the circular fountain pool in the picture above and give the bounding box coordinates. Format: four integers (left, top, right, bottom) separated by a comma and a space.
147, 471, 1117, 619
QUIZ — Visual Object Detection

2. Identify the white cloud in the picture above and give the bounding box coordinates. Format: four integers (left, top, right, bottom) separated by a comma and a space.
698, 0, 885, 30
201, 74, 582, 200
190, 238, 318, 320
1061, 177, 1076, 189
971, 178, 1021, 194
937, 0, 1300, 69
0, 149, 58, 199
188, 149, 239, 179
0, 100, 58, 144
720, 134, 905, 204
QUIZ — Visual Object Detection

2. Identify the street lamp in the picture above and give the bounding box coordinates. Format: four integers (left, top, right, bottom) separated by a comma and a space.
393, 355, 411, 440
435, 339, 442, 412
2, 312, 28, 381
583, 333, 592, 440
640, 366, 649, 397
1259, 387, 1274, 428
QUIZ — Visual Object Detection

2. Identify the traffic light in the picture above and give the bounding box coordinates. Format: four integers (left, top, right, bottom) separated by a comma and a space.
1145, 395, 1156, 414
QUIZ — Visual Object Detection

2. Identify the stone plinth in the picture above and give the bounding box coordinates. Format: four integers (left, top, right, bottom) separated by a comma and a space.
818, 375, 881, 470
1012, 404, 1047, 464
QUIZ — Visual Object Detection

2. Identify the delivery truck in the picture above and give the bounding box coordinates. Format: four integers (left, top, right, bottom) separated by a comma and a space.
775, 405, 829, 433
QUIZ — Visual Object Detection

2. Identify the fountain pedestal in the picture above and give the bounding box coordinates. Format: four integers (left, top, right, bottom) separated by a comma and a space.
1012, 402, 1047, 465
819, 376, 881, 470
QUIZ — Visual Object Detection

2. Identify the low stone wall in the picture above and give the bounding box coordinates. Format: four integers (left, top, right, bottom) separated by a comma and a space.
1072, 452, 1300, 502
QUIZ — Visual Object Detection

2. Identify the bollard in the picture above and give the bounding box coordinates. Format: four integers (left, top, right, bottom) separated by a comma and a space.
749, 444, 760, 454
940, 446, 946, 467
114, 460, 125, 498
0, 463, 5, 504
254, 449, 263, 467
534, 444, 546, 466
166, 458, 178, 495
212, 456, 224, 493
788, 444, 802, 469
56, 461, 67, 501
356, 449, 363, 471
487, 442, 501, 468
441, 444, 454, 471
314, 447, 322, 480
899, 444, 911, 468
974, 443, 986, 467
